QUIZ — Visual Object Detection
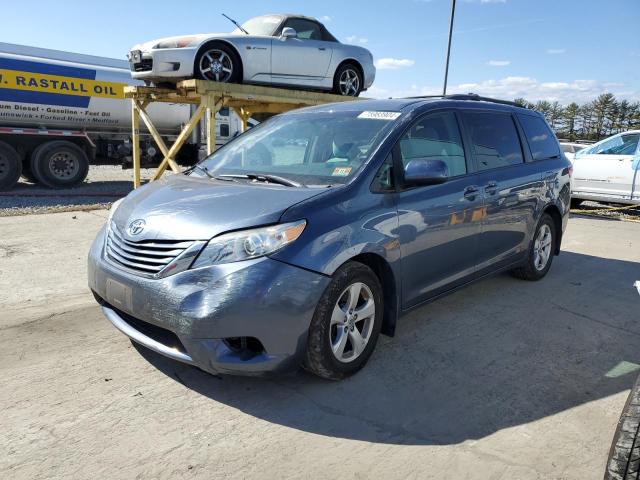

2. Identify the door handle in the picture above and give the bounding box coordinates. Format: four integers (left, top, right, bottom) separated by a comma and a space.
484, 181, 498, 194
463, 186, 479, 200
318, 47, 326, 51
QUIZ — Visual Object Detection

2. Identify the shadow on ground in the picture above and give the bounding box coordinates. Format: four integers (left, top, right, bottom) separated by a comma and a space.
136, 250, 640, 445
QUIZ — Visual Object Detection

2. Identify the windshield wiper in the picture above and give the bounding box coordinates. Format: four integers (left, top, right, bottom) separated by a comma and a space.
218, 173, 303, 188
222, 13, 249, 34
191, 164, 217, 179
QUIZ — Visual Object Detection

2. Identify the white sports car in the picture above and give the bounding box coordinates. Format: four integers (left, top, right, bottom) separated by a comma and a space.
128, 14, 376, 97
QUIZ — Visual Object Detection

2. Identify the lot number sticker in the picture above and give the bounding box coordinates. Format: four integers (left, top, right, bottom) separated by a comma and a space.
357, 111, 401, 120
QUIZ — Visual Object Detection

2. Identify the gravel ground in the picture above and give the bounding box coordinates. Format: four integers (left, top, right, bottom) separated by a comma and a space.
0, 166, 161, 216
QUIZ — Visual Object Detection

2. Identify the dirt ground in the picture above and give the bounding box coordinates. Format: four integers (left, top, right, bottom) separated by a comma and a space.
1, 212, 639, 479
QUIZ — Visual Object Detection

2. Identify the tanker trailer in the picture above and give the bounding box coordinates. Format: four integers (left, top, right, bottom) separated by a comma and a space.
0, 42, 240, 190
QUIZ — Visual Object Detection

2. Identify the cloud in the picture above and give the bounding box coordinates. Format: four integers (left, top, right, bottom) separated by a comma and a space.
546, 48, 566, 54
369, 77, 640, 104
374, 58, 416, 70
319, 15, 332, 22
345, 35, 368, 44
486, 60, 511, 66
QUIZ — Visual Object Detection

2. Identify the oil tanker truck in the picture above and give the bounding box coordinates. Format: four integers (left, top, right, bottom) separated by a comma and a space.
0, 42, 243, 190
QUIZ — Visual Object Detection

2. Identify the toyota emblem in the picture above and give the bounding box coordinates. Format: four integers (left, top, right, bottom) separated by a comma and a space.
127, 219, 146, 236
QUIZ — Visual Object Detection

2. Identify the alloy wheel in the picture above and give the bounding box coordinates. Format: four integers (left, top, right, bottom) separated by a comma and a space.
329, 282, 376, 363
199, 49, 234, 82
338, 68, 360, 96
533, 224, 552, 271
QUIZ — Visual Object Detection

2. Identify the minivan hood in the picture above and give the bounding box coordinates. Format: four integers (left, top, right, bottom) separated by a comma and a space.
111, 174, 325, 241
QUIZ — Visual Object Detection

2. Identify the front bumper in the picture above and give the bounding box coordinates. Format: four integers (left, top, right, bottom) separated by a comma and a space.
88, 226, 330, 375
129, 47, 197, 80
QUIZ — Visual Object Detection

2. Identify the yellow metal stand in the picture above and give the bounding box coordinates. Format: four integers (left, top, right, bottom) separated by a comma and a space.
125, 80, 359, 188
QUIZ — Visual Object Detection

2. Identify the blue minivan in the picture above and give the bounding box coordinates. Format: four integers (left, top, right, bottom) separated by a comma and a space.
88, 95, 571, 380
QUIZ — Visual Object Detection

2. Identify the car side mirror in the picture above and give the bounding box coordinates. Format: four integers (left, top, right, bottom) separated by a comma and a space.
281, 27, 297, 39
404, 158, 449, 186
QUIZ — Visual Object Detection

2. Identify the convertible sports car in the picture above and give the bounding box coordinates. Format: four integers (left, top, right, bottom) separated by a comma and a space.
128, 14, 376, 96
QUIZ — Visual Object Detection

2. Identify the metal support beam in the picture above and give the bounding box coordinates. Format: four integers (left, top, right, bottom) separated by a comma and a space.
153, 103, 207, 181
131, 100, 142, 188
205, 96, 222, 156
135, 100, 179, 173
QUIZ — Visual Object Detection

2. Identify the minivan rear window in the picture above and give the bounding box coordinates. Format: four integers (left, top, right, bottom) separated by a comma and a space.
462, 112, 523, 171
518, 114, 560, 161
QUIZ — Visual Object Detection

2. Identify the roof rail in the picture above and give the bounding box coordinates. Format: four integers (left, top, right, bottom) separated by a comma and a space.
403, 92, 521, 107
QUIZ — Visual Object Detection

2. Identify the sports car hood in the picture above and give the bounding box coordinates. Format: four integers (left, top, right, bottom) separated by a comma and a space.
111, 174, 325, 241
132, 33, 241, 51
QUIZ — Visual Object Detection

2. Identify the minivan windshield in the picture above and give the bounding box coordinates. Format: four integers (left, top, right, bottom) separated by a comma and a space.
193, 111, 399, 187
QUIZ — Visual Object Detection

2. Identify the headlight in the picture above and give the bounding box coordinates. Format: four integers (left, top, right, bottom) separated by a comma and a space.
191, 220, 306, 268
154, 37, 197, 49
107, 198, 124, 222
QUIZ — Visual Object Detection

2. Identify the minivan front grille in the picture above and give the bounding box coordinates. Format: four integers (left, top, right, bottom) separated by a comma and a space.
105, 224, 195, 276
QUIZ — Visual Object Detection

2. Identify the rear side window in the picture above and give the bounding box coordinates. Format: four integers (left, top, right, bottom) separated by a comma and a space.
462, 112, 523, 171
399, 112, 467, 177
518, 114, 560, 160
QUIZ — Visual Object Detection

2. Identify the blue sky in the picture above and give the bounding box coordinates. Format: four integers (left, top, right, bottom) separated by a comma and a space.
3, 0, 639, 103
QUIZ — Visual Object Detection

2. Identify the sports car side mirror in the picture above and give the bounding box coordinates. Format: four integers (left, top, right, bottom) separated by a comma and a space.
281, 27, 297, 39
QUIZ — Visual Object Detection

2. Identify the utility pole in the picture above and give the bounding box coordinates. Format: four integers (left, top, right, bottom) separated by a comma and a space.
443, 0, 456, 95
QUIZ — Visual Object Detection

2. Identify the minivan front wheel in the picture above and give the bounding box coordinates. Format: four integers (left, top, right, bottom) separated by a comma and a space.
304, 262, 383, 380
511, 213, 556, 281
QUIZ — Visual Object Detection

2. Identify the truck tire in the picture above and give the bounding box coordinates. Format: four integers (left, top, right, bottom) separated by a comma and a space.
0, 141, 22, 191
30, 141, 89, 188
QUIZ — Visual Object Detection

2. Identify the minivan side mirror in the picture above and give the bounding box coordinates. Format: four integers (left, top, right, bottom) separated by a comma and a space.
281, 27, 297, 39
403, 158, 449, 186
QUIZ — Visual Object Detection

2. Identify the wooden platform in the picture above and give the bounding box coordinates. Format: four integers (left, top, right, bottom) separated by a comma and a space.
124, 81, 361, 187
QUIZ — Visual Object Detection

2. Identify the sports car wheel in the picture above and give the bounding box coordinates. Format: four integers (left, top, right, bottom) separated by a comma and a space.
333, 63, 363, 97
195, 43, 241, 83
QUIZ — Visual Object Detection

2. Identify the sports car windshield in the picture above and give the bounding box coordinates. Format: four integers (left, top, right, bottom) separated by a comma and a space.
234, 15, 282, 36
192, 111, 399, 187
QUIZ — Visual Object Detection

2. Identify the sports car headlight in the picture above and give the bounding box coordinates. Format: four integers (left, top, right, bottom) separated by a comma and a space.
191, 220, 306, 268
154, 37, 197, 49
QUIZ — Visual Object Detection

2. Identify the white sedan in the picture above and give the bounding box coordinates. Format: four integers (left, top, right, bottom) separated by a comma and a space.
128, 14, 375, 97
571, 131, 640, 205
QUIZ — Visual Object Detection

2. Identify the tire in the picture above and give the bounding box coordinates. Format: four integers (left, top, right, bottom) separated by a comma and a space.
570, 198, 583, 209
30, 141, 89, 188
511, 213, 556, 281
303, 261, 383, 380
605, 374, 640, 480
0, 141, 22, 191
194, 43, 241, 83
333, 63, 363, 97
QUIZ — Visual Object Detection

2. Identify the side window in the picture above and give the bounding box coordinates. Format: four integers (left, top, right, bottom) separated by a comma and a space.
463, 112, 523, 171
371, 154, 394, 192
517, 114, 560, 161
399, 111, 467, 177
283, 19, 322, 40
219, 123, 230, 137
595, 134, 640, 155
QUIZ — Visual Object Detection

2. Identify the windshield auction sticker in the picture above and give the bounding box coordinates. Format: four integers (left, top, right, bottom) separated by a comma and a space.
357, 111, 401, 120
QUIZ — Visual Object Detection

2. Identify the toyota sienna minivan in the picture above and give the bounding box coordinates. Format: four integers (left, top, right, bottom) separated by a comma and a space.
89, 95, 571, 380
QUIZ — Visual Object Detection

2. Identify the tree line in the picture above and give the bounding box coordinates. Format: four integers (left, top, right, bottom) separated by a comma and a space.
513, 93, 640, 141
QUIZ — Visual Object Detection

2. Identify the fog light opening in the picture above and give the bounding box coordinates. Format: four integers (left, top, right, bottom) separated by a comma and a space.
223, 336, 265, 360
